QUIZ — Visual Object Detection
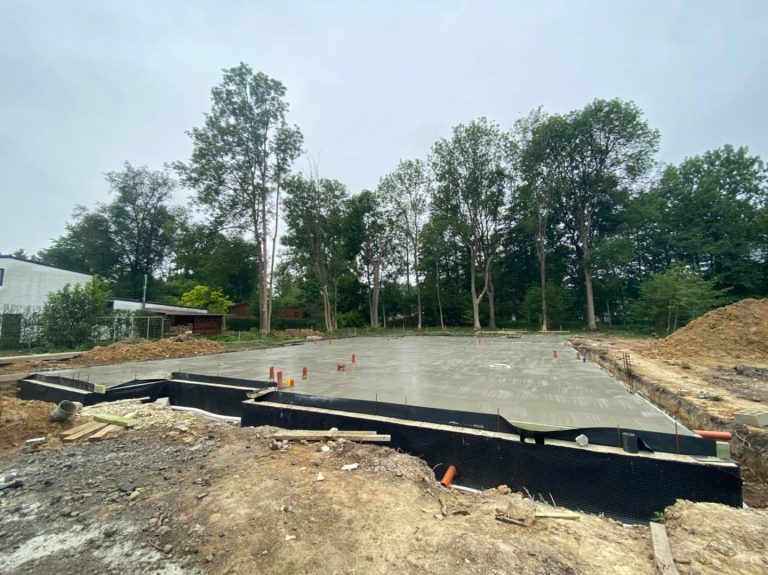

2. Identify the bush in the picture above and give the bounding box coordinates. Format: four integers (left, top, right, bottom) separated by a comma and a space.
337, 310, 365, 328
227, 316, 260, 332
39, 277, 109, 349
272, 317, 311, 330
227, 316, 311, 332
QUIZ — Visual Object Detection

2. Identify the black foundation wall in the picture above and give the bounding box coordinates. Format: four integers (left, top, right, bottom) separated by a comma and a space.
17, 378, 102, 406
241, 400, 742, 523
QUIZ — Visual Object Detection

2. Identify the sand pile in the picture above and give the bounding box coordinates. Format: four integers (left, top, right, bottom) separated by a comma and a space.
644, 298, 768, 363
71, 338, 224, 366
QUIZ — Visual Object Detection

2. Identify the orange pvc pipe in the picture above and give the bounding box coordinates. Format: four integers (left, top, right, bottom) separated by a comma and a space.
302, 367, 308, 379
694, 430, 732, 441
440, 465, 457, 487
277, 371, 283, 388
269, 366, 275, 381
352, 354, 356, 364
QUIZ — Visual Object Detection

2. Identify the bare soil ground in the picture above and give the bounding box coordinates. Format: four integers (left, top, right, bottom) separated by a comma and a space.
1, 397, 767, 575
0, 339, 225, 379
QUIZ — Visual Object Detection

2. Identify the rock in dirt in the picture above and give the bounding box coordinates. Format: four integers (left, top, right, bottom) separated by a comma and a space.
118, 482, 135, 493
503, 498, 537, 526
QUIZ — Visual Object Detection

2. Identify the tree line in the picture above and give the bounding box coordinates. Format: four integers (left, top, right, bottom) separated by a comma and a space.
29, 63, 768, 335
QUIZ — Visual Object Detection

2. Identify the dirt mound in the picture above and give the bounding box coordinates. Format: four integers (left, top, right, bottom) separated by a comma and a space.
0, 396, 82, 449
71, 338, 224, 366
644, 298, 768, 364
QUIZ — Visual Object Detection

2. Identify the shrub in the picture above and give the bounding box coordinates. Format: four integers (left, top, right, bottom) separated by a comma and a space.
39, 277, 109, 349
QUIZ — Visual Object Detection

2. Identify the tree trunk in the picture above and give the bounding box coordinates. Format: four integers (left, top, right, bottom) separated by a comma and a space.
583, 265, 597, 329
370, 260, 381, 328
537, 215, 548, 332
487, 267, 496, 330
414, 251, 422, 330
321, 285, 333, 333
258, 202, 270, 336
470, 246, 482, 330
435, 260, 444, 330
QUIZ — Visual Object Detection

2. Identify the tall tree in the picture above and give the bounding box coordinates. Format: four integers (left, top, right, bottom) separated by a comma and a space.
345, 190, 394, 328
378, 159, 431, 329
655, 145, 767, 294
40, 163, 180, 298
516, 108, 563, 331
39, 206, 119, 277
550, 99, 659, 329
431, 118, 512, 329
283, 173, 348, 332
177, 63, 303, 335
104, 163, 181, 297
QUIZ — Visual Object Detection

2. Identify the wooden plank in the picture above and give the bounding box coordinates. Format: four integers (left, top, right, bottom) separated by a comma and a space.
534, 512, 581, 520
87, 424, 123, 441
63, 422, 109, 442
60, 420, 101, 437
271, 431, 390, 442
650, 522, 680, 575
93, 414, 137, 427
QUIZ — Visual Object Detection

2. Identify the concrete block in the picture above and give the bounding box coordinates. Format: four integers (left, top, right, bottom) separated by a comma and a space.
734, 411, 768, 428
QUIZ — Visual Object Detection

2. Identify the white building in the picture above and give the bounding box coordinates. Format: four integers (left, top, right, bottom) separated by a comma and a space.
0, 256, 92, 310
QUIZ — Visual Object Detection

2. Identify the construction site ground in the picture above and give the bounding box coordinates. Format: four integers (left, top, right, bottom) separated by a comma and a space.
1, 299, 767, 574
1, 396, 767, 575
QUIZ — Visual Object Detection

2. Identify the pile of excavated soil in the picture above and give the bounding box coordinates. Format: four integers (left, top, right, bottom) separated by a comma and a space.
0, 396, 84, 449
642, 298, 768, 363
70, 338, 224, 366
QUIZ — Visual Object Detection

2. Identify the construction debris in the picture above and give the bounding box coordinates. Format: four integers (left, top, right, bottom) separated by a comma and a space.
649, 522, 680, 575
271, 429, 390, 442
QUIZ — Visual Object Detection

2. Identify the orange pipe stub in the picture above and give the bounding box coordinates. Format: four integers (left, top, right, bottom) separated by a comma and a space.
694, 430, 733, 441
440, 465, 457, 487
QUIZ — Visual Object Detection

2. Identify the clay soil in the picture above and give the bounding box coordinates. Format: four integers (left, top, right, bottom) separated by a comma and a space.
1, 397, 767, 575
0, 338, 224, 379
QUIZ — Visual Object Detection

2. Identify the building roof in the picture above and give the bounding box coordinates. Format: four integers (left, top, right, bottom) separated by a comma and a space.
0, 255, 93, 277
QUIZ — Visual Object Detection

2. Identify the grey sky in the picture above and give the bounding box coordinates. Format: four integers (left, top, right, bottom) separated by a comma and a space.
1, 1, 766, 255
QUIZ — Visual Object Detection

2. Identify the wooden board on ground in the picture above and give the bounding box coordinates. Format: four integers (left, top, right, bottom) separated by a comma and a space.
63, 422, 109, 442
271, 430, 390, 442
93, 413, 138, 427
60, 420, 102, 437
87, 424, 123, 441
650, 522, 680, 575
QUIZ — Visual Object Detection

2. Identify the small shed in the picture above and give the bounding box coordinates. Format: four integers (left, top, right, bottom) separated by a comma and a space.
109, 299, 224, 336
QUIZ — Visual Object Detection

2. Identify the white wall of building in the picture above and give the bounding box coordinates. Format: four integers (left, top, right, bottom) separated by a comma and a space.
0, 257, 92, 310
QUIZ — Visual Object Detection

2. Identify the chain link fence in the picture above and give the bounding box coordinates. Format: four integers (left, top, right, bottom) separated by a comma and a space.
0, 305, 167, 351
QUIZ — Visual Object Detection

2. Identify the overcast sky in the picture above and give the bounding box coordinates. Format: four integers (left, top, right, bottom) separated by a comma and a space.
1, 1, 766, 255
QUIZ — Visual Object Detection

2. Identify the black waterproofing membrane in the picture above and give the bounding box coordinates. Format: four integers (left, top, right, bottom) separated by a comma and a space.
17, 372, 742, 522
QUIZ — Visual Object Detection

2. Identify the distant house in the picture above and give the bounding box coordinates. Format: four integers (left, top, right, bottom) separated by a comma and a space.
109, 299, 224, 336
228, 302, 252, 317
0, 255, 92, 310
228, 302, 307, 321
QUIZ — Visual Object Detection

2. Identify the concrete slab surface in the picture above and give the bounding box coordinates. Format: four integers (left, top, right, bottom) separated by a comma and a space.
44, 335, 691, 434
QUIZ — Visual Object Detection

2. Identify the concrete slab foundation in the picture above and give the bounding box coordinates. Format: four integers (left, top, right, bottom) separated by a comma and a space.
43, 335, 692, 435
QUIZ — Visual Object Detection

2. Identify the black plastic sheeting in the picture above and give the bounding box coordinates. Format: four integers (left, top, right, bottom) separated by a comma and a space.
15, 372, 742, 521
17, 377, 102, 406
241, 399, 743, 523
253, 390, 717, 457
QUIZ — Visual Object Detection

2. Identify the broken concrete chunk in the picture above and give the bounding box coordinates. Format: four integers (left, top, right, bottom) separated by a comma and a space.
340, 463, 359, 471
